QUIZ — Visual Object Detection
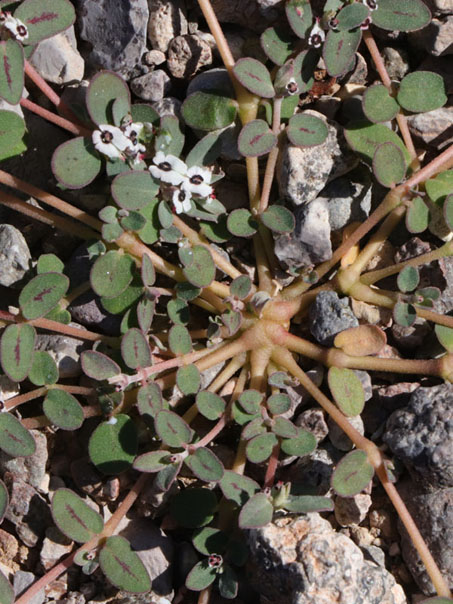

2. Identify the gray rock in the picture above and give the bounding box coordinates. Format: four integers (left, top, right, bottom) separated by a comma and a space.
278, 111, 358, 206
14, 571, 45, 604
40, 526, 73, 571
309, 291, 359, 346
0, 375, 19, 402
130, 69, 171, 102
29, 27, 84, 85
424, 0, 453, 14
328, 414, 365, 451
35, 332, 86, 378
247, 514, 407, 604
407, 106, 453, 150
322, 171, 372, 231
398, 482, 453, 594
167, 34, 212, 79
142, 49, 166, 66
0, 224, 31, 287
0, 430, 47, 490
335, 493, 372, 526
381, 46, 410, 80
77, 0, 149, 78
147, 0, 188, 53
274, 198, 332, 270
68, 292, 121, 336
410, 16, 453, 55
295, 408, 328, 443
383, 384, 453, 489
151, 96, 182, 120
209, 0, 283, 31
283, 446, 336, 494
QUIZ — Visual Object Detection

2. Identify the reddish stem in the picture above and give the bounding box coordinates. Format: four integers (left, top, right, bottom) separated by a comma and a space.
20, 97, 91, 137
264, 442, 280, 489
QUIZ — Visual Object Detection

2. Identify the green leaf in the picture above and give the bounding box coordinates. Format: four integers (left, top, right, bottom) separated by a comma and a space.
261, 205, 295, 233
176, 364, 201, 396
120, 211, 146, 232
196, 391, 226, 421
133, 450, 174, 473
272, 416, 298, 438
171, 488, 217, 528
19, 272, 69, 320
287, 112, 328, 147
393, 301, 417, 327
344, 120, 410, 166
99, 535, 151, 593
434, 324, 453, 352
281, 428, 316, 457
168, 324, 192, 355
51, 488, 104, 542
51, 137, 102, 189
0, 479, 8, 524
238, 390, 264, 414
443, 194, 453, 231
185, 131, 224, 168
185, 560, 217, 591
130, 103, 159, 126
154, 461, 181, 492
111, 170, 160, 211
260, 26, 294, 65
15, 0, 76, 45
242, 417, 267, 440
218, 564, 239, 599
239, 493, 273, 529
221, 309, 242, 336
0, 323, 35, 382
373, 141, 406, 188
406, 196, 429, 233
137, 383, 166, 420
28, 350, 57, 386
182, 91, 237, 131
141, 253, 156, 289
0, 110, 26, 161
267, 393, 291, 415
283, 494, 334, 513
90, 251, 135, 299
158, 200, 173, 229
220, 470, 260, 506
328, 367, 365, 417
246, 433, 277, 464
426, 170, 453, 206
182, 246, 216, 288
175, 281, 201, 301
0, 39, 23, 104
101, 279, 143, 315
86, 70, 130, 126
397, 71, 447, 113
238, 119, 277, 157
185, 447, 224, 482
420, 598, 453, 604
192, 527, 228, 555
0, 570, 14, 604
81, 350, 121, 381
362, 84, 399, 123
0, 412, 35, 457
293, 49, 318, 94
43, 388, 84, 431
336, 3, 369, 30
155, 115, 185, 156
88, 414, 138, 474
397, 265, 420, 293
155, 410, 192, 448
233, 58, 275, 98
121, 328, 152, 369
230, 275, 252, 300
331, 449, 374, 497
372, 0, 431, 32
323, 29, 362, 78
285, 0, 313, 39
227, 209, 258, 238
37, 253, 64, 274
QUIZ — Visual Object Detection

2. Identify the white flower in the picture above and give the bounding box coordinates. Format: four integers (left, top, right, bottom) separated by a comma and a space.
92, 125, 130, 160
308, 19, 325, 48
149, 151, 187, 185
363, 0, 378, 10
1, 12, 28, 42
172, 188, 192, 214
122, 122, 144, 142
360, 16, 372, 29
181, 166, 213, 198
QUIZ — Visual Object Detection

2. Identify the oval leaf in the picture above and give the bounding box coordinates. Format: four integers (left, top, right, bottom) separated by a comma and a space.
182, 91, 237, 131
246, 433, 277, 464
99, 535, 151, 593
345, 120, 410, 166
328, 367, 365, 417
196, 391, 226, 421
397, 71, 447, 114
0, 412, 35, 457
86, 70, 131, 126
220, 470, 260, 506
15, 0, 76, 45
260, 26, 294, 66
372, 0, 431, 32
287, 113, 328, 147
0, 570, 14, 604
81, 350, 121, 381
443, 194, 453, 231
393, 301, 417, 327
285, 0, 313, 39
238, 119, 277, 157
137, 383, 165, 420
88, 414, 138, 474
185, 560, 217, 591
261, 205, 295, 233
52, 137, 102, 189
0, 479, 8, 524
133, 450, 173, 473
43, 388, 84, 431
0, 323, 36, 382
336, 3, 369, 30
168, 324, 192, 355
284, 494, 334, 513
331, 449, 374, 497
176, 364, 200, 396
51, 488, 104, 542
19, 272, 69, 320
155, 410, 192, 448
227, 208, 258, 238
91, 251, 135, 299
406, 196, 429, 233
233, 58, 275, 98
0, 110, 26, 161
397, 265, 420, 293
112, 170, 160, 211
323, 28, 362, 78
182, 246, 215, 288
121, 328, 152, 369
239, 493, 273, 529
28, 350, 58, 386
184, 447, 224, 482
0, 39, 24, 104
362, 84, 399, 123
267, 393, 291, 415
281, 428, 316, 457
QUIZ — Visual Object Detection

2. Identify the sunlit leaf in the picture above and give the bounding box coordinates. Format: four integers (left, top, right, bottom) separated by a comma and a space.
233, 58, 275, 98
406, 196, 429, 234
91, 251, 135, 299
260, 26, 294, 65
43, 388, 84, 431
88, 414, 138, 474
185, 560, 217, 591
331, 449, 374, 496
287, 112, 328, 147
51, 488, 104, 542
397, 71, 447, 113
28, 350, 58, 386
86, 70, 131, 126
397, 265, 420, 293
238, 119, 277, 157
283, 494, 334, 513
0, 39, 24, 104
323, 28, 361, 78
238, 493, 273, 529
393, 301, 417, 327
345, 120, 410, 166
372, 0, 431, 32
137, 383, 166, 420
0, 323, 35, 382
99, 535, 151, 593
227, 209, 258, 238
185, 447, 224, 482
121, 328, 152, 369
52, 137, 102, 189
182, 246, 215, 288
0, 412, 35, 457
168, 324, 192, 355
133, 450, 174, 473
0, 479, 8, 524
155, 410, 192, 448
281, 428, 316, 457
196, 391, 226, 421
285, 0, 313, 39
81, 350, 121, 381
362, 84, 399, 123
0, 110, 26, 161
176, 364, 200, 395
0, 570, 14, 604
267, 393, 291, 415
182, 91, 237, 131
336, 3, 369, 30
19, 272, 69, 320
15, 0, 76, 45
112, 170, 160, 211
261, 205, 295, 233
246, 432, 277, 463
434, 324, 453, 353
328, 367, 365, 417
220, 470, 260, 506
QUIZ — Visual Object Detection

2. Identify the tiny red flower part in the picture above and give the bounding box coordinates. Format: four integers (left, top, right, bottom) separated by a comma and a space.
182, 166, 213, 198
0, 11, 28, 42
360, 16, 372, 29
149, 151, 187, 185
286, 78, 299, 96
308, 19, 325, 49
208, 554, 223, 569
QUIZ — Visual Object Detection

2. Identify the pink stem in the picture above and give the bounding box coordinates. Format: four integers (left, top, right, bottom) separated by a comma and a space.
20, 97, 91, 137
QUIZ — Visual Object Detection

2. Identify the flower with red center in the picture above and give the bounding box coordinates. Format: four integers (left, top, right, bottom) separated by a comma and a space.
308, 19, 325, 49
149, 151, 187, 185
172, 188, 192, 214
92, 125, 130, 160
182, 166, 213, 198
0, 11, 28, 42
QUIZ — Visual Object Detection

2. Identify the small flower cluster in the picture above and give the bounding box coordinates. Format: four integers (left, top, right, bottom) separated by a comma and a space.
0, 11, 28, 42
149, 152, 214, 215
92, 120, 149, 166
308, 18, 325, 48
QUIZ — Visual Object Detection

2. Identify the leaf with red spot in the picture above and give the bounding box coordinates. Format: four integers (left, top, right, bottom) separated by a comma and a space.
0, 412, 35, 457
372, 0, 431, 32
99, 535, 152, 593
19, 272, 69, 320
51, 488, 104, 543
285, 0, 313, 39
0, 323, 36, 382
184, 447, 224, 482
0, 39, 23, 104
233, 58, 275, 98
90, 250, 135, 299
14, 0, 76, 46
121, 328, 152, 370
287, 112, 328, 147
238, 119, 277, 157
323, 28, 362, 78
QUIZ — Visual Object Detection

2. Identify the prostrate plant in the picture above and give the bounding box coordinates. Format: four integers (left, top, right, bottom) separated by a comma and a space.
0, 0, 452, 603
